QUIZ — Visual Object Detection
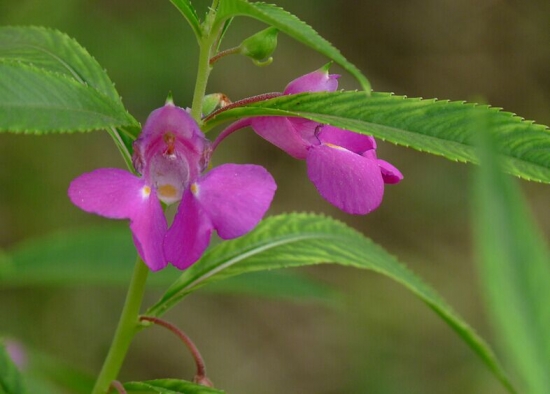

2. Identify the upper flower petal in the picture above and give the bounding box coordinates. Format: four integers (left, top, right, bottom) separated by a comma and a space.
306, 145, 384, 215
193, 164, 277, 239
165, 189, 213, 270
68, 168, 168, 270
283, 67, 339, 95
133, 103, 210, 182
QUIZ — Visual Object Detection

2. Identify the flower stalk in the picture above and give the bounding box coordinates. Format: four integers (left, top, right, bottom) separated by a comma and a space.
139, 316, 213, 387
91, 258, 149, 394
190, 5, 223, 123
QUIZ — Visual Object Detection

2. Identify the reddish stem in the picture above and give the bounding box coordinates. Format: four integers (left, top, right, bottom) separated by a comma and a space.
209, 47, 241, 65
139, 316, 213, 387
211, 118, 252, 152
203, 92, 283, 123
110, 380, 127, 394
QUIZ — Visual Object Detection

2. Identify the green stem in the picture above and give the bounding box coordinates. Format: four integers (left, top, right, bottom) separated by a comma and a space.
92, 258, 150, 394
190, 5, 223, 123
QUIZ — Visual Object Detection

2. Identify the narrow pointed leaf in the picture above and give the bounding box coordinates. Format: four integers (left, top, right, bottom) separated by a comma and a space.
0, 26, 139, 154
0, 342, 27, 394
205, 91, 550, 183
124, 379, 225, 393
0, 62, 137, 133
473, 129, 550, 393
169, 0, 202, 40
146, 213, 516, 393
215, 0, 371, 92
0, 227, 337, 303
0, 26, 120, 102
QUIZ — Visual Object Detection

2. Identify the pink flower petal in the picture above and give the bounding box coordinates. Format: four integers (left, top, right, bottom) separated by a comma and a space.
318, 125, 376, 153
250, 116, 310, 159
194, 164, 277, 239
133, 103, 210, 181
306, 145, 384, 214
130, 190, 168, 271
378, 159, 404, 184
68, 168, 167, 271
284, 68, 339, 95
165, 190, 213, 270
68, 169, 147, 218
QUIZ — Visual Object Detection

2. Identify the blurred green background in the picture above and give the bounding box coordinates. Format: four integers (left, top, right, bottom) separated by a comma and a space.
1, 0, 550, 393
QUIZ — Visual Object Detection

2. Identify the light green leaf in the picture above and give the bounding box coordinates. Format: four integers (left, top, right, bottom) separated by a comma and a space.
204, 91, 550, 183
124, 379, 225, 393
473, 128, 550, 393
0, 342, 27, 394
169, 0, 202, 41
0, 26, 120, 102
0, 227, 337, 303
0, 62, 137, 133
146, 213, 516, 393
215, 0, 371, 92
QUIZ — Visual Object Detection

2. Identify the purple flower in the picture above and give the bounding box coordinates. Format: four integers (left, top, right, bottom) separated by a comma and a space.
304, 125, 402, 214
5, 339, 27, 370
69, 103, 276, 271
216, 66, 403, 215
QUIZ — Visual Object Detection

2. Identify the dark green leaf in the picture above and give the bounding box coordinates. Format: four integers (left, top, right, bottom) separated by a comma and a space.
146, 213, 516, 393
169, 0, 202, 40
124, 379, 225, 393
205, 91, 550, 183
473, 127, 550, 393
0, 227, 337, 303
0, 342, 27, 394
215, 0, 371, 92
0, 62, 137, 133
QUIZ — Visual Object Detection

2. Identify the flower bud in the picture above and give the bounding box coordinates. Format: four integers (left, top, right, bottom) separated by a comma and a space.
239, 27, 278, 66
201, 93, 231, 117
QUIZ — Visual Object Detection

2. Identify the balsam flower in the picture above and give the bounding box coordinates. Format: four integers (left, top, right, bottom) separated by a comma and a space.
69, 103, 276, 271
215, 66, 403, 214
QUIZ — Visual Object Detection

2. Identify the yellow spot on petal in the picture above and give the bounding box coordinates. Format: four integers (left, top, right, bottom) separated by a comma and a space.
142, 185, 151, 198
325, 142, 347, 151
190, 183, 199, 195
158, 184, 178, 199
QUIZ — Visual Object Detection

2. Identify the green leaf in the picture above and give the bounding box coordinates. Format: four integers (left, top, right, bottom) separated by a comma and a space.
169, 0, 202, 41
0, 26, 120, 102
205, 91, 550, 183
0, 227, 337, 303
124, 379, 225, 393
0, 342, 27, 394
205, 270, 340, 304
146, 213, 516, 393
215, 0, 371, 92
0, 26, 138, 158
0, 61, 137, 133
473, 127, 550, 393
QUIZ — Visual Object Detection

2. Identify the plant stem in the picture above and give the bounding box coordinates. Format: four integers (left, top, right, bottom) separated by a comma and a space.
92, 258, 150, 394
190, 5, 223, 123
209, 46, 240, 66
